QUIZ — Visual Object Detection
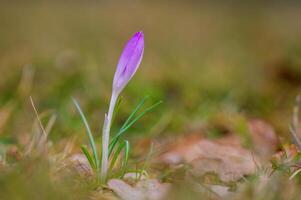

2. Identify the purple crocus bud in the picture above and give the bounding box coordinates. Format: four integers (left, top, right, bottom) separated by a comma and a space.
112, 31, 144, 95
101, 31, 144, 180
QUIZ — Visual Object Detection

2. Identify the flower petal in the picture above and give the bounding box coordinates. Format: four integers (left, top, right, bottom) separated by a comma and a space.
113, 31, 144, 94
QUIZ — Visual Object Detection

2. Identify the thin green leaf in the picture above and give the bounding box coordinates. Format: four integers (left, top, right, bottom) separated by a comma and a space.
121, 140, 130, 178
120, 96, 149, 130
108, 96, 148, 156
112, 96, 123, 125
72, 97, 99, 169
108, 140, 130, 178
81, 145, 96, 171
109, 140, 127, 173
109, 100, 162, 156
124, 100, 162, 130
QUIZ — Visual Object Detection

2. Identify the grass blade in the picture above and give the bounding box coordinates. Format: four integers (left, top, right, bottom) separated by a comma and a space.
81, 145, 96, 171
138, 142, 154, 180
121, 140, 130, 178
109, 140, 126, 173
30, 96, 47, 138
120, 96, 149, 130
72, 97, 99, 169
109, 100, 162, 156
121, 100, 162, 132
290, 95, 301, 150
108, 140, 130, 178
108, 96, 149, 156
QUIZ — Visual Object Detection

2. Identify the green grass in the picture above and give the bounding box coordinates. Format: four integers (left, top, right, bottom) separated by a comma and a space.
73, 96, 161, 182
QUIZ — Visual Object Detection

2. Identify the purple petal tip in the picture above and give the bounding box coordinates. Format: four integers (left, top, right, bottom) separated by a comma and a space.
133, 32, 143, 40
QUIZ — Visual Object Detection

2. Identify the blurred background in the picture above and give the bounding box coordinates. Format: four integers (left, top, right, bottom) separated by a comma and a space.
0, 0, 301, 145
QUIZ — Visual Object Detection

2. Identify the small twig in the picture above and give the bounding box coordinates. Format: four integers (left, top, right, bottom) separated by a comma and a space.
290, 95, 301, 150
30, 96, 47, 138
289, 168, 301, 180
251, 152, 260, 170
45, 114, 56, 135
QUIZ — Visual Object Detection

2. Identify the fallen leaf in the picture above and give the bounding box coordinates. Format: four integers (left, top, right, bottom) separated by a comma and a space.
108, 179, 170, 200
160, 138, 259, 182
248, 119, 278, 157
209, 184, 232, 196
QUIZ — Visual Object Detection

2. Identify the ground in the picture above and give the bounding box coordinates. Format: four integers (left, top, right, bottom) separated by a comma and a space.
0, 1, 301, 199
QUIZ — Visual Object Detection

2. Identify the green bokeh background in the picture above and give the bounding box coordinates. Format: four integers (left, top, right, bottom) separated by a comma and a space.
0, 0, 301, 142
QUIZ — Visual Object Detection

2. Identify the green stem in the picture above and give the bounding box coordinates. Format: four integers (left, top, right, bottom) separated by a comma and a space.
101, 92, 118, 181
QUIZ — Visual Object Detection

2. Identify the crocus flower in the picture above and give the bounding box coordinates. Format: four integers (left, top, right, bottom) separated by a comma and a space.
101, 31, 144, 180
113, 31, 144, 95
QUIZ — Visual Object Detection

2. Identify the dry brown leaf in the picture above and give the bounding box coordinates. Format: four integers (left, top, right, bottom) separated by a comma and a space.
160, 138, 259, 182
158, 134, 203, 165
108, 179, 170, 200
248, 119, 278, 157
209, 184, 233, 197
190, 157, 252, 182
158, 118, 278, 182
